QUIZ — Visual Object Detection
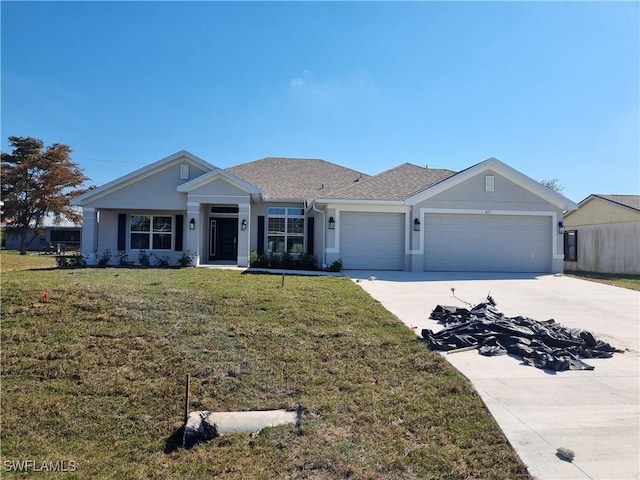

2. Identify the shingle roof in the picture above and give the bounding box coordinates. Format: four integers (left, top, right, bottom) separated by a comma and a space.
226, 157, 370, 200
590, 194, 640, 212
323, 163, 456, 201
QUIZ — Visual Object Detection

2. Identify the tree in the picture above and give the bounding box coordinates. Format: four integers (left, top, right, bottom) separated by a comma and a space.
540, 178, 565, 193
1, 136, 91, 254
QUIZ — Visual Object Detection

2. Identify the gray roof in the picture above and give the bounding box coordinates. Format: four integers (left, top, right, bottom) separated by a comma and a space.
226, 157, 370, 200
227, 158, 457, 202
324, 163, 456, 201
589, 194, 640, 212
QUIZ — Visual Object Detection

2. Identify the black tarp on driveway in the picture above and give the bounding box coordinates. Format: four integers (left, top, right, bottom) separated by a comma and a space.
422, 298, 622, 371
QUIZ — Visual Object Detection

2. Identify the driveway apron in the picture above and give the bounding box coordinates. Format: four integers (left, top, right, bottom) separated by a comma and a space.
350, 271, 640, 480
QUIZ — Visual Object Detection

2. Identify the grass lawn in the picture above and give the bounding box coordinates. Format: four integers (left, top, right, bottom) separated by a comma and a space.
565, 271, 640, 291
1, 252, 530, 479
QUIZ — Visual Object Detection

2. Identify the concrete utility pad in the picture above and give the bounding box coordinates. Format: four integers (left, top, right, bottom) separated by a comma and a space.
351, 272, 639, 480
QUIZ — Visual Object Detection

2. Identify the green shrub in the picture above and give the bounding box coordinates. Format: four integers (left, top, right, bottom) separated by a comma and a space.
177, 251, 194, 268
328, 259, 343, 272
55, 253, 86, 268
298, 252, 318, 270
268, 253, 281, 269
138, 250, 150, 266
280, 252, 293, 269
153, 253, 170, 267
96, 249, 111, 266
249, 251, 269, 268
117, 250, 134, 266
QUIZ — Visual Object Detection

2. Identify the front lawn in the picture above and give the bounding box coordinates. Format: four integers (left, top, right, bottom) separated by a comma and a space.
0, 253, 530, 479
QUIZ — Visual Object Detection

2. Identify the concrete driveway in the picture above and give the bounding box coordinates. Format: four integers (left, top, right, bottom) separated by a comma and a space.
349, 271, 639, 480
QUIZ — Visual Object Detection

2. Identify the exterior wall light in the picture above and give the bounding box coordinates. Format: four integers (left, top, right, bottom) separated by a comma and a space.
558, 221, 565, 234
328, 216, 335, 230
189, 218, 196, 230
241, 219, 247, 231
414, 218, 421, 231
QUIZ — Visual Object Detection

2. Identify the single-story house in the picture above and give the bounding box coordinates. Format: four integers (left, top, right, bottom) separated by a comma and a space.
71, 151, 578, 272
1, 213, 81, 252
563, 194, 640, 275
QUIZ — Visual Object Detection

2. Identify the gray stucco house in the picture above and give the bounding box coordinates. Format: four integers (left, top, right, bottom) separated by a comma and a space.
71, 151, 577, 272
2, 214, 81, 252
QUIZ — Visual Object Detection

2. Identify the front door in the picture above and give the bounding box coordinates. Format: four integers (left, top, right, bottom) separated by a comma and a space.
209, 218, 238, 261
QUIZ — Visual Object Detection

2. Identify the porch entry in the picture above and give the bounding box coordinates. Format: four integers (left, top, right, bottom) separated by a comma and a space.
209, 218, 238, 261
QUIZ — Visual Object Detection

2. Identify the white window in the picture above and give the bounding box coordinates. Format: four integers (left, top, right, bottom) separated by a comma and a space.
267, 207, 304, 254
130, 215, 173, 250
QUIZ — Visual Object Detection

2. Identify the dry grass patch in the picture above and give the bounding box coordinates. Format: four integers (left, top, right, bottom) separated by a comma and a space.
565, 271, 640, 291
1, 257, 531, 479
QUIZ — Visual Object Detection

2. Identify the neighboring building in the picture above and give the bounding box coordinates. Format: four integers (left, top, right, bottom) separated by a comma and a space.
563, 194, 640, 275
2, 213, 82, 252
71, 151, 577, 272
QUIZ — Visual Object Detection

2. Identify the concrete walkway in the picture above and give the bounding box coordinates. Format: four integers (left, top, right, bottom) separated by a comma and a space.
350, 271, 639, 480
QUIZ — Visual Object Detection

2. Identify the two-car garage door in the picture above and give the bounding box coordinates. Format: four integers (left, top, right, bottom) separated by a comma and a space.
423, 214, 551, 272
338, 211, 552, 272
340, 212, 404, 270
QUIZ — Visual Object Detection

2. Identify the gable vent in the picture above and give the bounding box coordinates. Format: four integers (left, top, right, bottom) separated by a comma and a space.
485, 175, 495, 192
180, 164, 189, 180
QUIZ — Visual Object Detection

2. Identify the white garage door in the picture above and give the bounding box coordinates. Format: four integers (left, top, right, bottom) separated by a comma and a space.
424, 214, 551, 272
340, 212, 404, 270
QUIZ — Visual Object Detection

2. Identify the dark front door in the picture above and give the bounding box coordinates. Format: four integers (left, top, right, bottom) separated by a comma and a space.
209, 218, 238, 261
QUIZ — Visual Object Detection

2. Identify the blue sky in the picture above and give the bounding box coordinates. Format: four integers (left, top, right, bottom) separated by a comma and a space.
2, 1, 638, 203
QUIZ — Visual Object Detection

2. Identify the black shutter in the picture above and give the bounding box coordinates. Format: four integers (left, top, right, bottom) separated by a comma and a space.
306, 217, 314, 255
117, 214, 126, 251
257, 216, 265, 254
175, 215, 184, 251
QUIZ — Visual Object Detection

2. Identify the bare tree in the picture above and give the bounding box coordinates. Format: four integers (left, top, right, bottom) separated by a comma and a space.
540, 178, 565, 193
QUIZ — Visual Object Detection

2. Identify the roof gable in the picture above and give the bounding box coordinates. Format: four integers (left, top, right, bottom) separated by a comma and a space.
177, 168, 260, 195
226, 157, 369, 201
322, 163, 455, 201
71, 151, 215, 205
406, 157, 578, 211
564, 194, 640, 224
581, 194, 640, 212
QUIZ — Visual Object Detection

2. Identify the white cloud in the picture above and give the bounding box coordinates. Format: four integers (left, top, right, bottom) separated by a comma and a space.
289, 69, 377, 113
290, 70, 314, 89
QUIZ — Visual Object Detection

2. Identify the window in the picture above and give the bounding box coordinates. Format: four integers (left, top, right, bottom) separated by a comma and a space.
564, 230, 577, 261
267, 207, 304, 254
130, 215, 173, 250
210, 206, 239, 214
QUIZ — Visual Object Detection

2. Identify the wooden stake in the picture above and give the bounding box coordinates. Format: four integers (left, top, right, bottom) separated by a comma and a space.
184, 373, 191, 423
182, 373, 191, 448
281, 273, 285, 287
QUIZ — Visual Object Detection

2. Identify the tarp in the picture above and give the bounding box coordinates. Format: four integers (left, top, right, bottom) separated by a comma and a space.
421, 298, 622, 371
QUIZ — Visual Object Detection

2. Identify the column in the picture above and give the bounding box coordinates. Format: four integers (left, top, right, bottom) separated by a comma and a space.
237, 203, 250, 267
81, 207, 98, 265
186, 202, 201, 266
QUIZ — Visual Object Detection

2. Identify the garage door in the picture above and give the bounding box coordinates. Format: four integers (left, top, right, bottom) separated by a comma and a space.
424, 214, 551, 272
340, 212, 404, 270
